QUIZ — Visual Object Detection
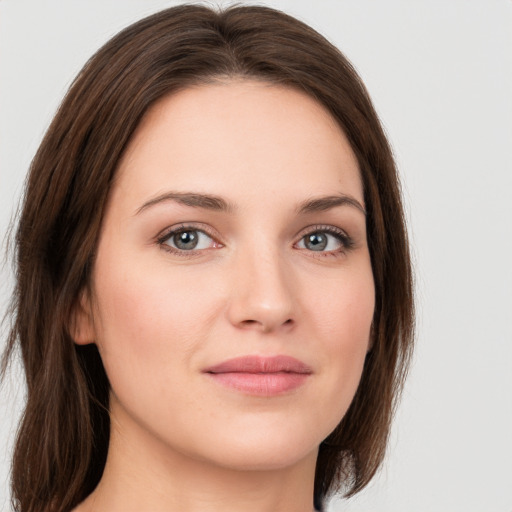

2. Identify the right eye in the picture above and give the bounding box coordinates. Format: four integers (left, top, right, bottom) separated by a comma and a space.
158, 226, 221, 254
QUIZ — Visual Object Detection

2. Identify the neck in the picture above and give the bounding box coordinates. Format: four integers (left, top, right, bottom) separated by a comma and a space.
74, 408, 319, 512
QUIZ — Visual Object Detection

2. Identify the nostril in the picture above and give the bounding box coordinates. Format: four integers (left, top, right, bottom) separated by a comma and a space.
238, 318, 294, 330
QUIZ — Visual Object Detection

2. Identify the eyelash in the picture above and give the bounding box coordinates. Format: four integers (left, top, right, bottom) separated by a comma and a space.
156, 223, 220, 258
297, 225, 355, 257
156, 223, 354, 258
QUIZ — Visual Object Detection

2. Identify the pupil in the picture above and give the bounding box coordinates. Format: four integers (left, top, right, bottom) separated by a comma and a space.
174, 231, 198, 250
306, 232, 327, 251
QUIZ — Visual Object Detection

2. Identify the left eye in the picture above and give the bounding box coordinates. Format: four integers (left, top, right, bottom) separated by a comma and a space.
162, 229, 215, 251
296, 231, 345, 252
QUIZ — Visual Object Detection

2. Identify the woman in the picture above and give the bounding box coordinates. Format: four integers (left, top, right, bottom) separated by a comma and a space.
2, 5, 414, 512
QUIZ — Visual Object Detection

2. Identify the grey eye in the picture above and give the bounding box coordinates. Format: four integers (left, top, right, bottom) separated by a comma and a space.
174, 231, 198, 250
165, 230, 214, 251
304, 233, 327, 251
297, 231, 344, 252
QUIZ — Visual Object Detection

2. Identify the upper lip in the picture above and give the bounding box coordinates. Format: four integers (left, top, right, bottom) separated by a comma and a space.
203, 355, 313, 374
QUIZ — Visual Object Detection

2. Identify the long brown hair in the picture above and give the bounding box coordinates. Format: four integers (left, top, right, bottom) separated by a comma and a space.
2, 4, 414, 512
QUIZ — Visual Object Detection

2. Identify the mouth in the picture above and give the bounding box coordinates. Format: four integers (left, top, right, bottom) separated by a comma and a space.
202, 355, 312, 396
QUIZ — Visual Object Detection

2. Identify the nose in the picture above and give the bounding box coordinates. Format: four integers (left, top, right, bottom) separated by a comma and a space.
226, 246, 297, 333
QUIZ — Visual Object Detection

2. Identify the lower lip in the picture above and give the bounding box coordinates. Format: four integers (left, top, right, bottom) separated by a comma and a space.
207, 372, 309, 396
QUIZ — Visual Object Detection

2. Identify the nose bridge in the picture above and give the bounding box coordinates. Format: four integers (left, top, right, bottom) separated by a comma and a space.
227, 235, 296, 332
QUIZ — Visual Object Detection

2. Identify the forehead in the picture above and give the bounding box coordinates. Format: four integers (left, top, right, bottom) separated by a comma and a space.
113, 80, 363, 210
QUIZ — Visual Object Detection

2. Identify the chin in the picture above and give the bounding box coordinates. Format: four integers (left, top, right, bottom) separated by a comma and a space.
186, 420, 328, 472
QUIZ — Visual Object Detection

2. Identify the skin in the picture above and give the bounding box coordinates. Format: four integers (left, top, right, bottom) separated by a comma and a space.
72, 80, 375, 512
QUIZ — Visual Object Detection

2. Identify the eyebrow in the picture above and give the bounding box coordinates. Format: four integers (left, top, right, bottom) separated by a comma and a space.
296, 194, 366, 216
135, 192, 235, 215
135, 191, 365, 216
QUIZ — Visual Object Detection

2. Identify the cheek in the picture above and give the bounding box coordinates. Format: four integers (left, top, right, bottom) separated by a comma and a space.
97, 275, 197, 341
308, 262, 374, 351
88, 255, 229, 443
304, 263, 374, 428
89, 251, 219, 385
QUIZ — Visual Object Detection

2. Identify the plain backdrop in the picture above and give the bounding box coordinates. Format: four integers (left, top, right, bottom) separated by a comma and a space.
1, 1, 511, 511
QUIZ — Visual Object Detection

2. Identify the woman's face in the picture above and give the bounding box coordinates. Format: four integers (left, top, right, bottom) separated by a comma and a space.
77, 81, 375, 471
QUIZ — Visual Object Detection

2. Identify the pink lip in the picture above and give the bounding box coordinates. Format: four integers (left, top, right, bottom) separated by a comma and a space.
203, 355, 312, 396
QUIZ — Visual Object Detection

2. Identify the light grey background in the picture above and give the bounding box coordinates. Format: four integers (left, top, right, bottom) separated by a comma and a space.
1, 1, 511, 511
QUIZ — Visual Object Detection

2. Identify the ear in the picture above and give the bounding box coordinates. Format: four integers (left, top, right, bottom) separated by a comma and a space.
70, 289, 96, 345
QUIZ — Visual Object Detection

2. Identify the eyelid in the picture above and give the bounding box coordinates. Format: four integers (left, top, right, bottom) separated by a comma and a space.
294, 224, 355, 253
156, 223, 223, 254
295, 224, 350, 240
298, 222, 345, 233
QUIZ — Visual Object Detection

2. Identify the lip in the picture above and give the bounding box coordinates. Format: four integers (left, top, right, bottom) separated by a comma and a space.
203, 355, 312, 396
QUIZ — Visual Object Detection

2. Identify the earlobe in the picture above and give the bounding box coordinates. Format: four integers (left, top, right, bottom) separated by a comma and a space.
70, 289, 96, 345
